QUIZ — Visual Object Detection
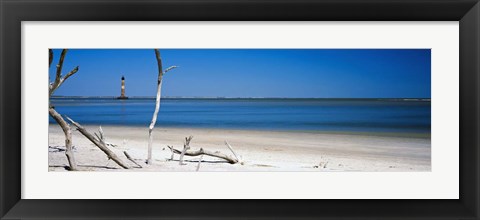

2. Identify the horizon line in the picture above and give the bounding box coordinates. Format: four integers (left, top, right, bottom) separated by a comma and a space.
50, 95, 431, 100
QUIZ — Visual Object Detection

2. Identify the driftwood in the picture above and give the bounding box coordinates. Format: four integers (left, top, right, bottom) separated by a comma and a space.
196, 155, 204, 171
66, 117, 131, 169
168, 146, 239, 164
48, 49, 80, 171
224, 141, 243, 165
167, 137, 241, 164
49, 108, 78, 171
169, 146, 175, 161
124, 151, 143, 168
49, 49, 79, 96
168, 137, 242, 164
95, 126, 117, 147
147, 49, 178, 164
179, 136, 193, 165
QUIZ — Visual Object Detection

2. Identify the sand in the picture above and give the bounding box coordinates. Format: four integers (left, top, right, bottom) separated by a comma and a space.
48, 125, 431, 172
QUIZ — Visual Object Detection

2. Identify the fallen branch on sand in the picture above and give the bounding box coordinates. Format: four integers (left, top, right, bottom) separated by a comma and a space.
224, 141, 243, 165
167, 137, 242, 164
168, 146, 239, 164
66, 116, 131, 169
124, 151, 143, 168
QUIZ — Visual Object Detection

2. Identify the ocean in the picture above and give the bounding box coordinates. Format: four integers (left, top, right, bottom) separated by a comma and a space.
49, 98, 431, 134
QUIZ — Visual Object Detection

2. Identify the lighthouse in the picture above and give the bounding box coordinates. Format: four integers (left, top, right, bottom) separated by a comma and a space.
117, 76, 128, 99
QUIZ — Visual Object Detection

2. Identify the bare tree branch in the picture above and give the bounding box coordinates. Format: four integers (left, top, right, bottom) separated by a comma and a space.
50, 66, 79, 95
224, 141, 243, 165
49, 49, 54, 68
51, 49, 68, 92
63, 66, 80, 81
93, 126, 118, 147
99, 126, 105, 141
54, 66, 79, 91
49, 49, 80, 95
164, 65, 179, 73
224, 141, 238, 160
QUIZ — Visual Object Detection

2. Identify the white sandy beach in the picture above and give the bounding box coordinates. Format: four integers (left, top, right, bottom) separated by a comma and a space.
48, 125, 431, 172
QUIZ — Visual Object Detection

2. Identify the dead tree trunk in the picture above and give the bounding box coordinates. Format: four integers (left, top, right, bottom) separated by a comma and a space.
147, 49, 163, 164
66, 117, 131, 169
49, 108, 77, 170
49, 49, 80, 171
147, 49, 178, 164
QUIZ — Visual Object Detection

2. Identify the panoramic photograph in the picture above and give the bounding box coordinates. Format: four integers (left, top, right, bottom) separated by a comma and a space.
48, 49, 431, 172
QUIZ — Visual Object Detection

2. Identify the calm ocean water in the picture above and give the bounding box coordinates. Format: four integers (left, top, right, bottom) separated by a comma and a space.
49, 98, 431, 134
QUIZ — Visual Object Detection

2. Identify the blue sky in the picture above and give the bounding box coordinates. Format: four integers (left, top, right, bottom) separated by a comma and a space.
49, 49, 431, 98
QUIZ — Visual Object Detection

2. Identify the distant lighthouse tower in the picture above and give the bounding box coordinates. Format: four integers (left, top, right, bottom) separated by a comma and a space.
117, 76, 128, 99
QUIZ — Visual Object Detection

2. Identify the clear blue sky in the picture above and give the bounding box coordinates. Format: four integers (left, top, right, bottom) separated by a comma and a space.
49, 49, 431, 98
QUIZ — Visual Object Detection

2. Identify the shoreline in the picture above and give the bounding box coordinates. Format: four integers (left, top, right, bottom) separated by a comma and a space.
48, 122, 430, 139
48, 124, 431, 172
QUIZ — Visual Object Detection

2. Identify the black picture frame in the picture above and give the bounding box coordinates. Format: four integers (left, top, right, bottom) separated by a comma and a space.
1, 0, 479, 219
